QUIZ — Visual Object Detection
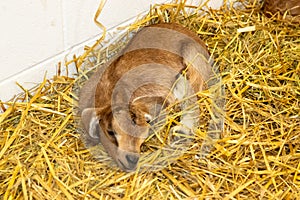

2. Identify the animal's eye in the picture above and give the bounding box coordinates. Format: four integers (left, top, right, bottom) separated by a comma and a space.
145, 118, 151, 124
106, 129, 118, 146
131, 119, 136, 126
145, 114, 152, 124
108, 130, 115, 136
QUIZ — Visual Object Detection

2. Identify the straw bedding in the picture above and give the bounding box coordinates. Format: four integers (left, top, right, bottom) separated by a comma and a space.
1, 0, 300, 199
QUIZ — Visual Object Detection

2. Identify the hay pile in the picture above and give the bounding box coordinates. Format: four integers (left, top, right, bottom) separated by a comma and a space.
1, 0, 300, 199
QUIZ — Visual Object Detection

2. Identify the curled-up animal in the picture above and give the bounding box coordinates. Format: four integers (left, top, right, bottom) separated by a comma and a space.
77, 23, 224, 172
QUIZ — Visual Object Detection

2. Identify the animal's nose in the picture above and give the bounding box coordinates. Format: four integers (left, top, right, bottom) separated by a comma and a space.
126, 154, 139, 165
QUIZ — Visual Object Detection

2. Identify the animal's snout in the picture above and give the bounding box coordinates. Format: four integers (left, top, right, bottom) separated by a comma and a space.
126, 154, 139, 165
117, 153, 140, 172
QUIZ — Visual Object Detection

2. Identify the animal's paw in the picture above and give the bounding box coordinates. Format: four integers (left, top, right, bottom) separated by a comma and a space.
168, 125, 192, 146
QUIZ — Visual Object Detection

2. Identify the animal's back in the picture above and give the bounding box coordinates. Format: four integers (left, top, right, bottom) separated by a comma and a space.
91, 23, 213, 110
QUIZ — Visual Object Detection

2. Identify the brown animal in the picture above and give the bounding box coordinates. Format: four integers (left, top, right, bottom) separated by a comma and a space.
79, 23, 214, 172
263, 0, 300, 22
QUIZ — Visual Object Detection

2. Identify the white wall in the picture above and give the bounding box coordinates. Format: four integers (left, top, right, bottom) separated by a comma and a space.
0, 0, 223, 102
0, 0, 168, 81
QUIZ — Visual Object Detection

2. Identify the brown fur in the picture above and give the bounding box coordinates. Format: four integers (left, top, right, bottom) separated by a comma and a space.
263, 0, 300, 22
79, 23, 213, 171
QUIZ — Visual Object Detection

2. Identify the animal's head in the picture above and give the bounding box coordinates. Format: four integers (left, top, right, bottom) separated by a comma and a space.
81, 103, 153, 172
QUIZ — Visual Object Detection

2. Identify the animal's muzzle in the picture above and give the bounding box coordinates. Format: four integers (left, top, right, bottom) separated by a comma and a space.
126, 154, 139, 166
118, 153, 140, 172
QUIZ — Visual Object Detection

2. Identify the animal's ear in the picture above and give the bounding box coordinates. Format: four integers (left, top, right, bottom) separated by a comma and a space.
81, 108, 102, 139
